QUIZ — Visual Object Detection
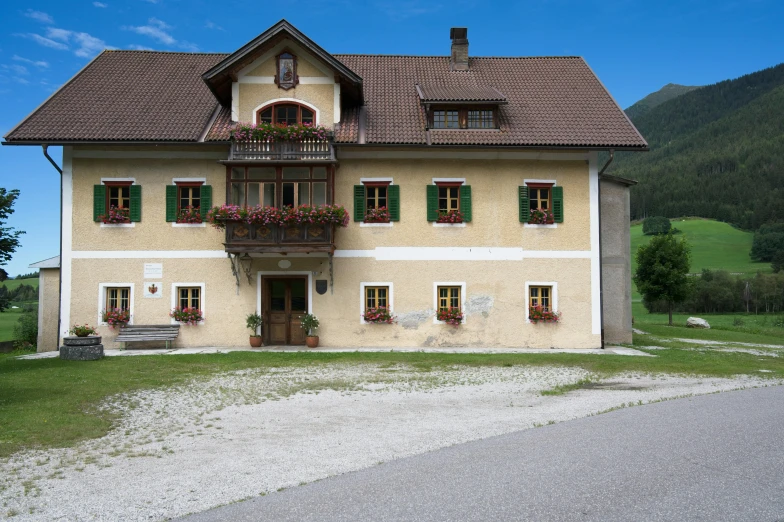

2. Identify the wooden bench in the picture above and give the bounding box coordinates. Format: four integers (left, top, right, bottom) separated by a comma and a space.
116, 324, 180, 349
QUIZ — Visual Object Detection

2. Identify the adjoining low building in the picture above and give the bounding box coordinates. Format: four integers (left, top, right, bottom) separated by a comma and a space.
28, 256, 61, 352
5, 20, 646, 351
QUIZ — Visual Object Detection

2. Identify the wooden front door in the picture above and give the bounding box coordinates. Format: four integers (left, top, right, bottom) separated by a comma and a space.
264, 277, 307, 345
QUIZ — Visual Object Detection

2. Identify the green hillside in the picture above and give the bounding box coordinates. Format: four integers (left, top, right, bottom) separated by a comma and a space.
1, 277, 39, 292
625, 83, 700, 120
631, 219, 769, 276
611, 63, 784, 230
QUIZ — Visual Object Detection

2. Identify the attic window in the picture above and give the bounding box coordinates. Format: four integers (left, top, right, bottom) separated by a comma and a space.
430, 107, 497, 129
257, 103, 315, 126
276, 52, 298, 90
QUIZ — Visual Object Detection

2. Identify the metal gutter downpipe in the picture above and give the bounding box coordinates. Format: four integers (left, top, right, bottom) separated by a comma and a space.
597, 150, 615, 349
42, 145, 63, 352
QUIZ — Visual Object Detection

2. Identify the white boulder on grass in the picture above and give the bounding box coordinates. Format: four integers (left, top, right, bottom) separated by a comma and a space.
686, 317, 711, 329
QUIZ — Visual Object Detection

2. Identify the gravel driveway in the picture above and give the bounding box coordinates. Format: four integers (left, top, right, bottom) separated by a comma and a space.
1, 364, 777, 521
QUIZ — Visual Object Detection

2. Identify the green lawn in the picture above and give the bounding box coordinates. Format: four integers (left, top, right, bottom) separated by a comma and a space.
631, 218, 768, 276
3, 347, 784, 459
0, 308, 28, 342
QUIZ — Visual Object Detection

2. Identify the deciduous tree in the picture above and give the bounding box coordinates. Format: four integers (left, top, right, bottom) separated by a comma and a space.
634, 232, 692, 325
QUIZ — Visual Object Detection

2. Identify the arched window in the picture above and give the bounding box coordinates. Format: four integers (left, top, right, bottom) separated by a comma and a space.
257, 103, 315, 126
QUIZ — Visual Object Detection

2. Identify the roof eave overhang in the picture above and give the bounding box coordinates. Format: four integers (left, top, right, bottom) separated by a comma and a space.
2, 140, 231, 146
335, 143, 649, 152
201, 19, 363, 105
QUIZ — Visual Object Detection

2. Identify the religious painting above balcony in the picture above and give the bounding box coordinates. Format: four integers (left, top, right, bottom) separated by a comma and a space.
276, 52, 298, 90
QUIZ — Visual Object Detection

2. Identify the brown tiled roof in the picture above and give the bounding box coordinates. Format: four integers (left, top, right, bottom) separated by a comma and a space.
417, 84, 506, 103
4, 51, 230, 142
334, 55, 646, 148
4, 50, 646, 149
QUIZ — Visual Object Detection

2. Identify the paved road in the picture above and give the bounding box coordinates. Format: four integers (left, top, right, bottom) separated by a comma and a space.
181, 386, 784, 522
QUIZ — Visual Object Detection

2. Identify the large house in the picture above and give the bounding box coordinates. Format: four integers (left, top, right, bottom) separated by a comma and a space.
4, 20, 646, 351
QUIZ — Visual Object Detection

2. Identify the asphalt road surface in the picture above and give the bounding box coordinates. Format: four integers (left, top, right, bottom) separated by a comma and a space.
181, 385, 784, 522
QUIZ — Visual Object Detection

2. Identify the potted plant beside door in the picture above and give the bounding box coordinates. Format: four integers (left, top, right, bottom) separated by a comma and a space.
301, 313, 320, 348
246, 313, 263, 348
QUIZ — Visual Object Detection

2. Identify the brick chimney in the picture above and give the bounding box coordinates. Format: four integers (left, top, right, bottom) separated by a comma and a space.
450, 27, 468, 71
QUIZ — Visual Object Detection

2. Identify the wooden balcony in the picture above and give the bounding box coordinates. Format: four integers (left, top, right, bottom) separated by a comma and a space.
224, 222, 335, 254
229, 139, 335, 162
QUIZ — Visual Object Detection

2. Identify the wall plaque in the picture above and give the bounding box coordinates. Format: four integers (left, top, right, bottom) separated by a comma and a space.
144, 263, 163, 279
315, 280, 328, 295
144, 282, 163, 299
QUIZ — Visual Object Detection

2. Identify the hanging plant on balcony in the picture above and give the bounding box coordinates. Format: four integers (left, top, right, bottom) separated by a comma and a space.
437, 209, 464, 224
436, 307, 464, 326
528, 306, 561, 324
362, 306, 396, 324
101, 308, 130, 328
528, 208, 554, 225
170, 307, 204, 325
364, 207, 390, 223
99, 206, 130, 224
207, 204, 349, 229
231, 122, 329, 142
177, 206, 203, 224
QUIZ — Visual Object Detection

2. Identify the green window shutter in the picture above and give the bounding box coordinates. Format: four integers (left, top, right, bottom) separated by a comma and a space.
93, 185, 106, 222
552, 186, 564, 223
387, 185, 400, 222
353, 185, 365, 222
200, 185, 212, 218
129, 184, 142, 222
426, 184, 438, 222
519, 186, 529, 223
166, 185, 178, 222
460, 185, 472, 222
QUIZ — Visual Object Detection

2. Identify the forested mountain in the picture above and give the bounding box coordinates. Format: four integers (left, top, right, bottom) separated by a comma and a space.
609, 63, 784, 230
624, 83, 700, 120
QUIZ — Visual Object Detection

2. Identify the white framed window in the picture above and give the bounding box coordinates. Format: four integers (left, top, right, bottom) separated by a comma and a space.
524, 281, 559, 323
100, 177, 137, 228
433, 281, 466, 324
172, 177, 207, 228
360, 178, 395, 228
523, 179, 558, 229
170, 282, 206, 324
432, 178, 467, 227
359, 282, 394, 324
98, 282, 135, 325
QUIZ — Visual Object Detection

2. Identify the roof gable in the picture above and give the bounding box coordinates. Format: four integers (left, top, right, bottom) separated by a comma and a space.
202, 19, 362, 106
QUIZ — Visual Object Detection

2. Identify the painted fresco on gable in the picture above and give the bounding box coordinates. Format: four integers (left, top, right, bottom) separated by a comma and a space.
276, 52, 298, 90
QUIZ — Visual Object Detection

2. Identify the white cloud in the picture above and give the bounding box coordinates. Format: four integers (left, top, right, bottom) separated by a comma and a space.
1, 64, 29, 75
24, 9, 54, 24
45, 27, 72, 42
13, 77, 30, 85
93, 2, 108, 7
128, 44, 155, 51
123, 18, 198, 51
15, 33, 69, 51
124, 18, 175, 44
12, 55, 49, 68
205, 20, 224, 31
19, 28, 109, 58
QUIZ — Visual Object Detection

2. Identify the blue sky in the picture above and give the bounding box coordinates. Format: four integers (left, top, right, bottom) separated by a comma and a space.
0, 0, 781, 277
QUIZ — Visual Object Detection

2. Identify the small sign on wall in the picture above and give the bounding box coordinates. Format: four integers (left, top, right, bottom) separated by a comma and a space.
144, 282, 162, 299
144, 263, 163, 279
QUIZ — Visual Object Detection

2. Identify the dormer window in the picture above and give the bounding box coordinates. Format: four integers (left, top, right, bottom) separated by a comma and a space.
257, 102, 315, 126
275, 52, 298, 90
430, 107, 497, 129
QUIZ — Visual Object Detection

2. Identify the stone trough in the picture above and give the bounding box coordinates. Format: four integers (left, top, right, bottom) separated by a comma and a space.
60, 336, 104, 361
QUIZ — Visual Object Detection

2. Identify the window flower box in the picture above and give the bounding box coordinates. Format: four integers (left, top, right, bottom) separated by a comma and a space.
206, 204, 349, 229
231, 122, 329, 142
102, 308, 130, 328
436, 209, 464, 224
363, 306, 396, 324
170, 307, 203, 325
176, 206, 203, 224
529, 306, 561, 324
528, 208, 554, 225
364, 207, 390, 223
99, 206, 131, 224
437, 307, 464, 326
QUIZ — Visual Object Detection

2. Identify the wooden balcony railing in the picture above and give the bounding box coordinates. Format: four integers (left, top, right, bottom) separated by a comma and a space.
224, 222, 335, 254
230, 139, 334, 161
